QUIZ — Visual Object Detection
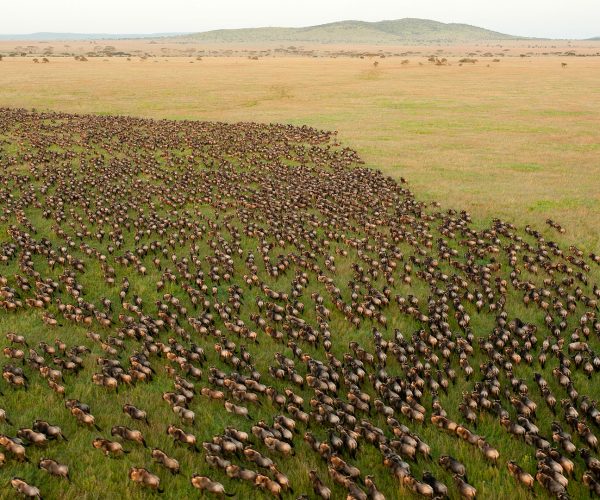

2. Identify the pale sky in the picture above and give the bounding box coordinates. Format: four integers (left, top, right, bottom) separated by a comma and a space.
2, 0, 599, 39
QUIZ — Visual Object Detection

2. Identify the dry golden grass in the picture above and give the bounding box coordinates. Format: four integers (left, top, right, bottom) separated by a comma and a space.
0, 51, 598, 251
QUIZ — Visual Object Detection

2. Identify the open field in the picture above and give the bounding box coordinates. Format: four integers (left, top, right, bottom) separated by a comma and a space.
0, 105, 599, 499
0, 44, 600, 500
0, 50, 599, 256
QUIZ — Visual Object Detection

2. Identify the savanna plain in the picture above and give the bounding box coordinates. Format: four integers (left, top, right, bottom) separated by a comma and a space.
0, 42, 599, 499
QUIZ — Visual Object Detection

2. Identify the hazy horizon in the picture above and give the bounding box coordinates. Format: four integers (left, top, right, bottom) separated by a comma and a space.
1, 0, 599, 40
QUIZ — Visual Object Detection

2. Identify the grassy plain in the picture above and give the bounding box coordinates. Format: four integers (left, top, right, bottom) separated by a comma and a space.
0, 105, 597, 500
0, 46, 599, 500
0, 49, 599, 253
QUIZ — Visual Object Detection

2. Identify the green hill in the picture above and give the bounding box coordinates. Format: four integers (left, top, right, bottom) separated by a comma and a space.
182, 18, 521, 44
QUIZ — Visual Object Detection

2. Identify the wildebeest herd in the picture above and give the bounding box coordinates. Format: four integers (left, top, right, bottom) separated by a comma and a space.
0, 107, 599, 499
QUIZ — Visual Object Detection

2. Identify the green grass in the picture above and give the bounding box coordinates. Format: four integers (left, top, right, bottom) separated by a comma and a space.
0, 108, 598, 500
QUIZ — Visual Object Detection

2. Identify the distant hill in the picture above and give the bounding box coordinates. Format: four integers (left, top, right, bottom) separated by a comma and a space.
0, 32, 188, 41
588, 36, 600, 41
181, 18, 521, 44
